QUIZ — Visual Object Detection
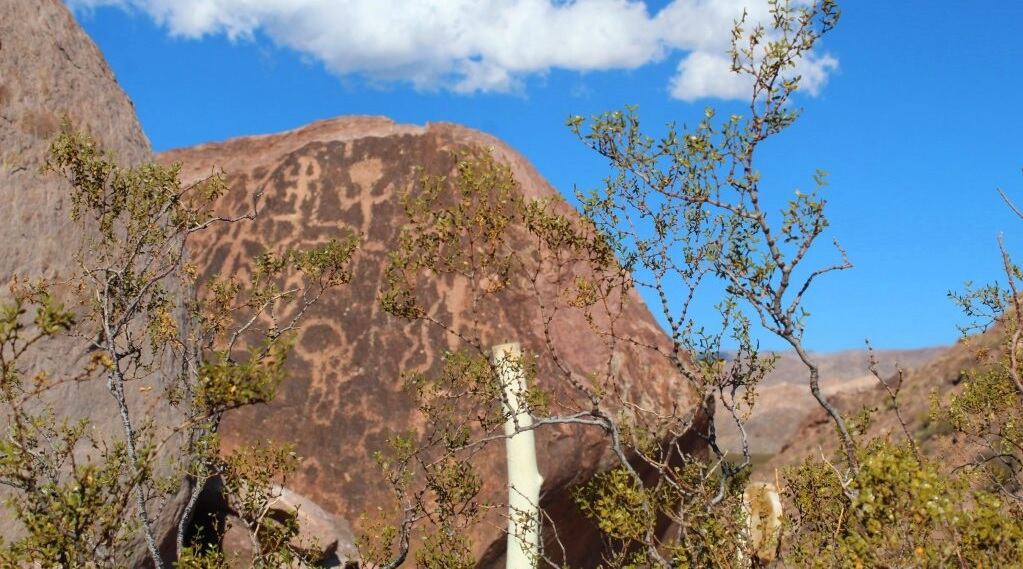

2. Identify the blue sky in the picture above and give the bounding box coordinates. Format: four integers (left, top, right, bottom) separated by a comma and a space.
70, 1, 1023, 352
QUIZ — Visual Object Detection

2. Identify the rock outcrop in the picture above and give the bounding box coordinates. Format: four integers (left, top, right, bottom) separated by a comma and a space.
0, 1, 188, 564
162, 116, 707, 566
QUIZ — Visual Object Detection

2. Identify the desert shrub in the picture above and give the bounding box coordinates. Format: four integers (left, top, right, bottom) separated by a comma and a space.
0, 123, 356, 567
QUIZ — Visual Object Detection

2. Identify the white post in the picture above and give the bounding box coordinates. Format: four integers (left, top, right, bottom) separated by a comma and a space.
740, 482, 783, 565
492, 342, 543, 569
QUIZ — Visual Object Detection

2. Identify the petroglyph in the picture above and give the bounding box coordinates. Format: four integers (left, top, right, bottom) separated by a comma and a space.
162, 117, 705, 566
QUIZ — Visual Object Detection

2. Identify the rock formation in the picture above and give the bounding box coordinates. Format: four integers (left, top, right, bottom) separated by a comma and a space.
161, 116, 707, 566
0, 1, 188, 564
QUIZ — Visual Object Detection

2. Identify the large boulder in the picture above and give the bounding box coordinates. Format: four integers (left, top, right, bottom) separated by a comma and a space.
0, 0, 151, 272
214, 484, 358, 567
161, 116, 707, 566
0, 1, 188, 564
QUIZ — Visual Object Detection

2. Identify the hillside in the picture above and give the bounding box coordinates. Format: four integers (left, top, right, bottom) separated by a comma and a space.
768, 327, 1004, 473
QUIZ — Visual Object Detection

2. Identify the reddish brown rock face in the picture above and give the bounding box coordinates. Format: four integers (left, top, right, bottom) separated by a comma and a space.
162, 116, 705, 565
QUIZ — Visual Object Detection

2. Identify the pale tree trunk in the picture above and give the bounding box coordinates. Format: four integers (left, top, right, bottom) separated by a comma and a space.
492, 343, 543, 569
739, 482, 782, 566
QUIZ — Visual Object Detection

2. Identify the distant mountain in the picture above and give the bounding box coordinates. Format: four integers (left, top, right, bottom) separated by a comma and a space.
715, 347, 946, 457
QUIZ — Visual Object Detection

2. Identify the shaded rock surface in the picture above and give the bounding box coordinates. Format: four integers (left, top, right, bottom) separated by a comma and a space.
1, 0, 151, 273
161, 116, 705, 566
1, 1, 188, 564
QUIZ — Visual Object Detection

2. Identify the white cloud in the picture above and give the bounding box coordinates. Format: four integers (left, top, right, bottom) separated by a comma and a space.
68, 0, 838, 101
670, 51, 748, 102
668, 41, 839, 102
793, 52, 840, 96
